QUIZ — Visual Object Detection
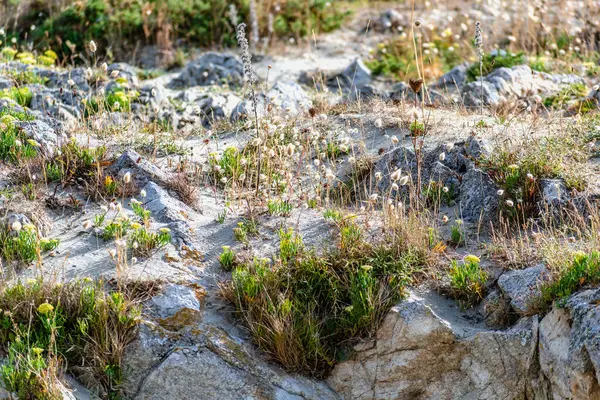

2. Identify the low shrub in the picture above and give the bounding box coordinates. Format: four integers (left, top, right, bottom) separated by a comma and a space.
0, 86, 33, 107
221, 220, 425, 377
542, 251, 600, 304
19, 0, 350, 61
0, 223, 59, 264
0, 279, 140, 398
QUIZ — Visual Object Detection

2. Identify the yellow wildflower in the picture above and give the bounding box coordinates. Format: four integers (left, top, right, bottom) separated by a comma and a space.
37, 303, 54, 315
464, 255, 481, 264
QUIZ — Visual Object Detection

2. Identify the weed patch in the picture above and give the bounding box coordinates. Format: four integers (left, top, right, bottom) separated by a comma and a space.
221, 220, 426, 377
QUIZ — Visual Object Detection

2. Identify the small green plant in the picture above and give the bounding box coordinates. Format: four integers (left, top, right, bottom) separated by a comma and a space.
1, 47, 18, 60
450, 219, 464, 246
45, 162, 62, 182
323, 209, 343, 222
233, 218, 259, 244
0, 87, 33, 107
102, 216, 131, 240
409, 120, 425, 136
0, 116, 38, 162
0, 223, 59, 264
21, 183, 36, 201
216, 210, 227, 224
448, 255, 488, 307
128, 225, 171, 257
543, 83, 588, 109
131, 200, 151, 227
209, 146, 245, 183
1, 338, 62, 400
529, 57, 550, 72
267, 199, 293, 217
233, 223, 248, 244
219, 246, 236, 271
278, 228, 303, 262
105, 87, 139, 112
541, 251, 600, 304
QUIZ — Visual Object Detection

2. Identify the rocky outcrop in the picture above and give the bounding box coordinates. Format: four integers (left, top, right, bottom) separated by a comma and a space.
110, 149, 174, 188
231, 81, 311, 122
327, 283, 600, 400
461, 65, 585, 108
168, 52, 244, 89
300, 59, 375, 98
432, 63, 469, 92
536, 288, 600, 399
370, 9, 406, 32
372, 136, 500, 222
123, 284, 339, 400
328, 294, 538, 399
497, 264, 548, 315
15, 119, 62, 156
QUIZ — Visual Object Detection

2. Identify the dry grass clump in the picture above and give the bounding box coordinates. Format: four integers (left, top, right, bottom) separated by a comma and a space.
166, 172, 199, 208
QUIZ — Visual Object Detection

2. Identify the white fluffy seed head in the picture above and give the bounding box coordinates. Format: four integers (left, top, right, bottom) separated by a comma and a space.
11, 221, 22, 232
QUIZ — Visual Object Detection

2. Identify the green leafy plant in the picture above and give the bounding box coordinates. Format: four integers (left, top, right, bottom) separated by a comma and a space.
448, 255, 488, 307
0, 223, 59, 264
323, 209, 343, 222
128, 225, 171, 257
542, 251, 600, 304
221, 222, 425, 377
267, 199, 293, 217
0, 87, 33, 107
0, 116, 38, 162
219, 246, 236, 271
0, 278, 141, 399
233, 218, 259, 244
450, 219, 464, 246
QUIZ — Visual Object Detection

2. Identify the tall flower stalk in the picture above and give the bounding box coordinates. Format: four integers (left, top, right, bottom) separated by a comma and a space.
474, 21, 484, 115
249, 0, 260, 52
236, 23, 262, 194
228, 4, 239, 27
